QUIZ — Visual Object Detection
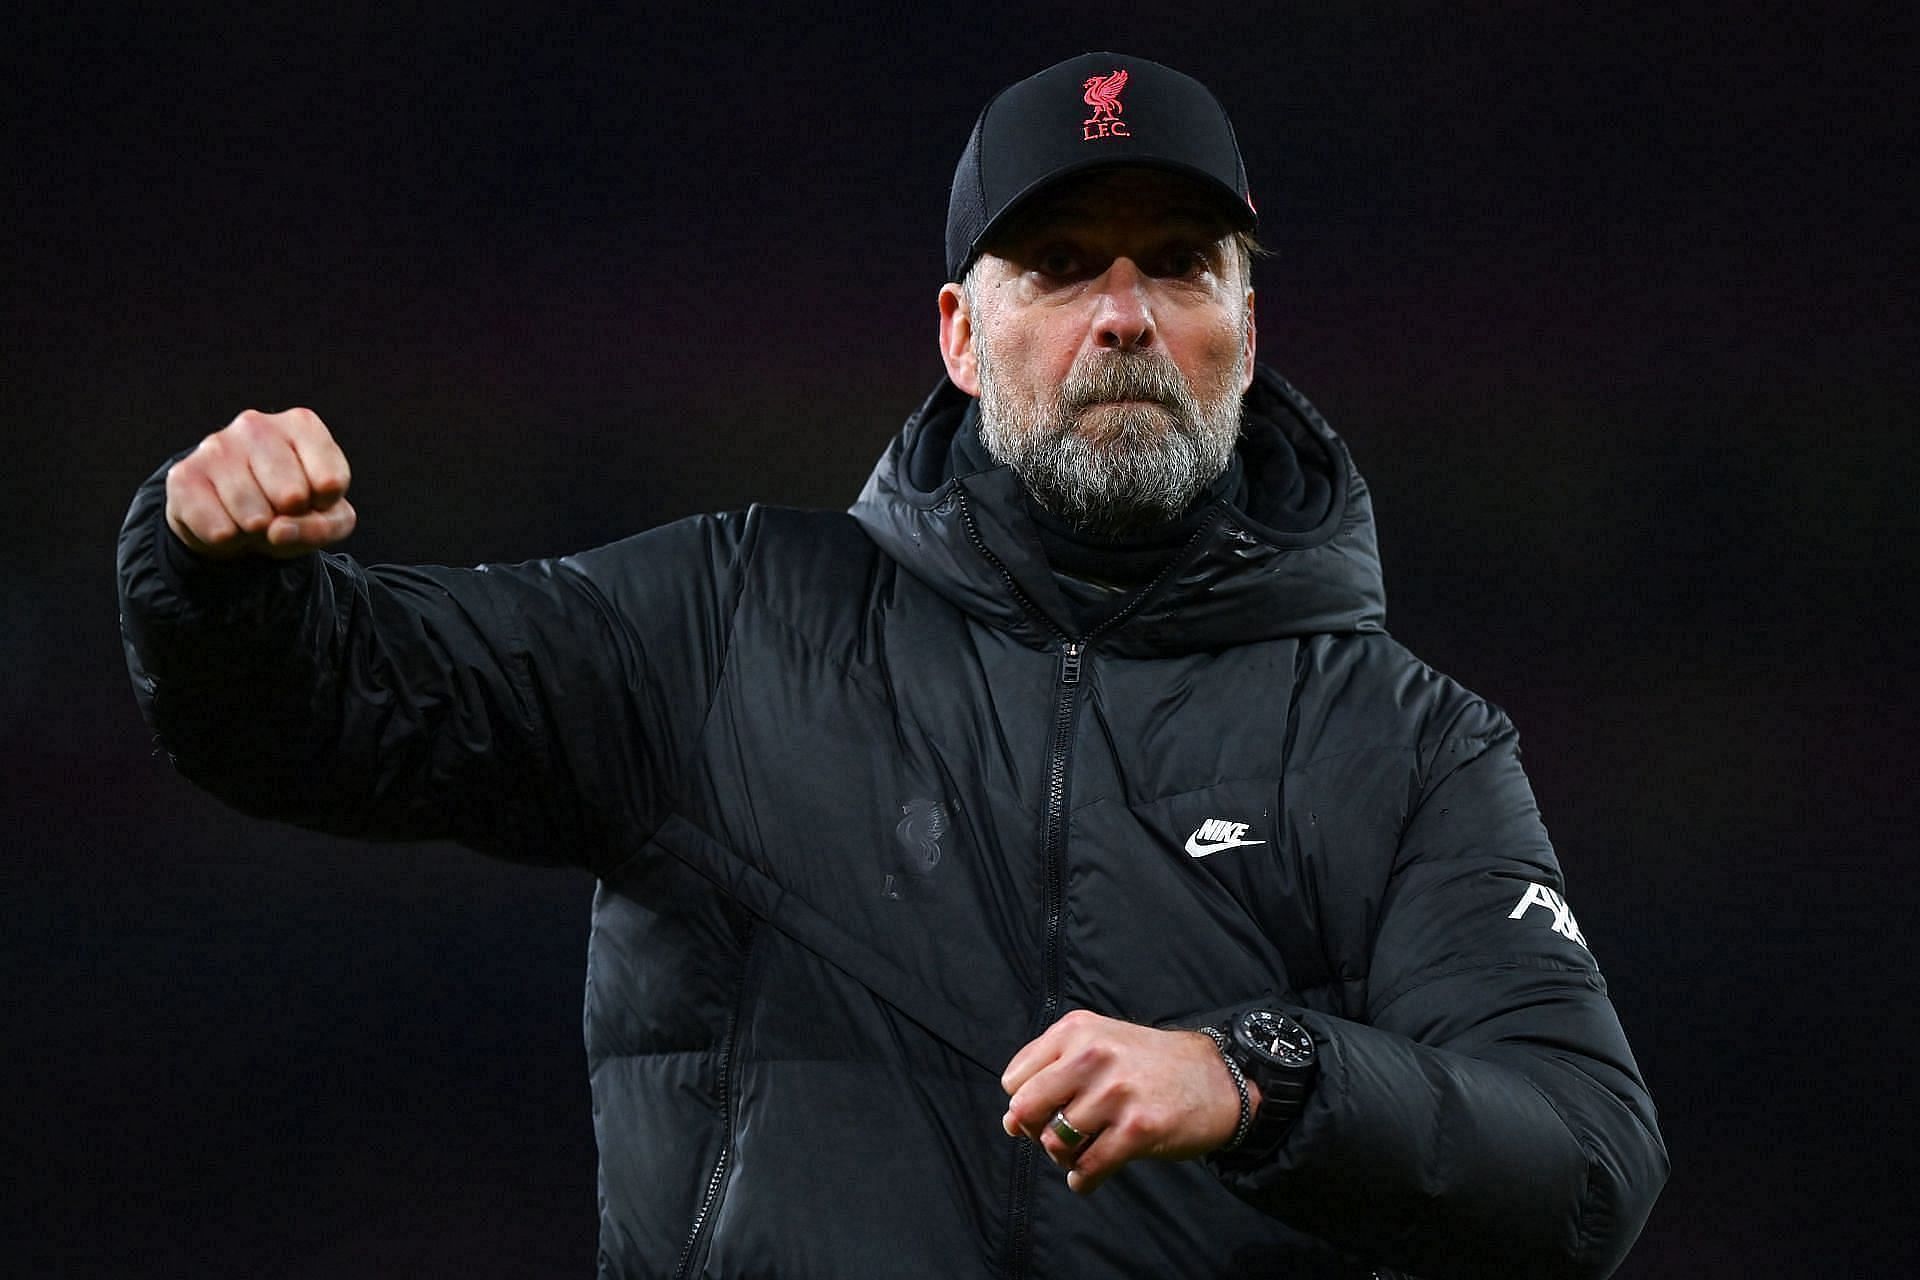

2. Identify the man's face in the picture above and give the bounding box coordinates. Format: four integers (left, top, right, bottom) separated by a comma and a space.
939, 169, 1256, 537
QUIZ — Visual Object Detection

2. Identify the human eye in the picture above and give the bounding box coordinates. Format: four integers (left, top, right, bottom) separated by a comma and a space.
1154, 243, 1214, 280
1032, 245, 1084, 279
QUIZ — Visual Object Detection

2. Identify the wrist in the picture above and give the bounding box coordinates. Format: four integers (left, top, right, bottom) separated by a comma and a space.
1202, 1009, 1317, 1164
153, 500, 301, 599
1197, 1026, 1255, 1152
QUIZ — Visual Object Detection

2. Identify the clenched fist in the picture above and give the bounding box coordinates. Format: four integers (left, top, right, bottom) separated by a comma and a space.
165, 408, 356, 559
1000, 1009, 1249, 1195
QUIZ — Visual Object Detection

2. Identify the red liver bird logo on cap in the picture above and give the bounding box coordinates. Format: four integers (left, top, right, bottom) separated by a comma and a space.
1082, 69, 1128, 122
1081, 69, 1130, 140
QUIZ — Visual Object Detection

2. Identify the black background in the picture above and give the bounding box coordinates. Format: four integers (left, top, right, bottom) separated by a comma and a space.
6, 4, 1914, 1275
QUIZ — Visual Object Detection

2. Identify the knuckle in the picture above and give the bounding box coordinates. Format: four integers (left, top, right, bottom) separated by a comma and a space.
270, 486, 309, 512
182, 505, 228, 541
309, 443, 351, 493
1069, 1042, 1111, 1072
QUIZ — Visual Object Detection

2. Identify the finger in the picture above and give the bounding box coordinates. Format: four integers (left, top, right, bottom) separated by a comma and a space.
1034, 1069, 1133, 1169
1005, 1045, 1113, 1145
199, 431, 277, 534
1001, 1029, 1065, 1100
279, 407, 351, 505
263, 498, 356, 555
1004, 1061, 1074, 1140
1036, 1106, 1105, 1170
1001, 1008, 1100, 1098
246, 426, 316, 516
1061, 1115, 1144, 1195
166, 467, 243, 553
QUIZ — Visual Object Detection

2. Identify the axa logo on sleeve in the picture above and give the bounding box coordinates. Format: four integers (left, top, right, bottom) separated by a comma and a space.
1510, 882, 1589, 949
1185, 818, 1266, 859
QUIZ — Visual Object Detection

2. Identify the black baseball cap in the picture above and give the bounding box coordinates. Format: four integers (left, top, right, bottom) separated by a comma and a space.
945, 52, 1257, 282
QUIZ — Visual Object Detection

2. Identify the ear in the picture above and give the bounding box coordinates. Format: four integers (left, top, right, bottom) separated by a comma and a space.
1239, 288, 1258, 393
939, 283, 980, 395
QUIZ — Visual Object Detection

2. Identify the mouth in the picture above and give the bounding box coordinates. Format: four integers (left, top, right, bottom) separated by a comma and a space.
1070, 398, 1180, 446
1078, 396, 1171, 410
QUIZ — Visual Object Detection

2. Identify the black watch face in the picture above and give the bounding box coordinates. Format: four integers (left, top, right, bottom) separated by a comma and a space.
1236, 1009, 1314, 1070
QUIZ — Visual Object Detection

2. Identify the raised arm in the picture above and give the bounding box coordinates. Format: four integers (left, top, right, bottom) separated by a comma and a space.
119, 408, 747, 874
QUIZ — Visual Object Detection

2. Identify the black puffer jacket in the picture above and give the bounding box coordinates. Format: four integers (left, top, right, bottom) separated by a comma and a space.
118, 367, 1667, 1278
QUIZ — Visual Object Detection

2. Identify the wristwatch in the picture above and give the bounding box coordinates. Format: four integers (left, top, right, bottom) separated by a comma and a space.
1207, 1008, 1317, 1160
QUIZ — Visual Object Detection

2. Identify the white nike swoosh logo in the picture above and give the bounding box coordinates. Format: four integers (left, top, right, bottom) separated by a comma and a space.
1184, 835, 1267, 858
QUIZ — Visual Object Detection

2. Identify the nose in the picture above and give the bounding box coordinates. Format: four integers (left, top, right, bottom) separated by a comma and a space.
1091, 257, 1154, 352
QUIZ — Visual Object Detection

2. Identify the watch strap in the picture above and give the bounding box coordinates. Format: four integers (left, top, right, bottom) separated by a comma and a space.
1219, 1009, 1318, 1164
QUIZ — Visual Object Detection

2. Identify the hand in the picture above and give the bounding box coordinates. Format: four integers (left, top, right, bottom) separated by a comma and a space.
999, 1009, 1250, 1195
165, 408, 356, 559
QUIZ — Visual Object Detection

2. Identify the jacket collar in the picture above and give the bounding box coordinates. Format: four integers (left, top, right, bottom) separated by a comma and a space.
848, 365, 1388, 656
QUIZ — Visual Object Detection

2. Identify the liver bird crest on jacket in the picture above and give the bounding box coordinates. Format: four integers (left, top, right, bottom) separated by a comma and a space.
1082, 69, 1128, 124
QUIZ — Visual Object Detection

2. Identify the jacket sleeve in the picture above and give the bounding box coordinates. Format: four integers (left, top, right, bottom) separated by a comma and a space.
1212, 698, 1668, 1279
117, 455, 750, 875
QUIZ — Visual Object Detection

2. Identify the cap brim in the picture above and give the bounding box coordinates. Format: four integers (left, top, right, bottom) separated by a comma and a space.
958, 157, 1257, 281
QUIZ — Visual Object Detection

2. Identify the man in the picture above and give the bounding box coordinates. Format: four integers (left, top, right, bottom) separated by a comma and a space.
119, 53, 1666, 1278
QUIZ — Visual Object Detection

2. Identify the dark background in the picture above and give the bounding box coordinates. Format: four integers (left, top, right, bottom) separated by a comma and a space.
6, 3, 1913, 1275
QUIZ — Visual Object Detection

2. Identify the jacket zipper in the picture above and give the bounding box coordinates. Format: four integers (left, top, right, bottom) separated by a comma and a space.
953, 486, 1223, 1277
673, 1146, 731, 1280
1040, 639, 1081, 1032
1006, 635, 1084, 1276
674, 932, 751, 1280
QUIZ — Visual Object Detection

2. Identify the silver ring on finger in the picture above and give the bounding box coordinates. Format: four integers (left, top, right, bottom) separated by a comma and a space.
1049, 1108, 1091, 1147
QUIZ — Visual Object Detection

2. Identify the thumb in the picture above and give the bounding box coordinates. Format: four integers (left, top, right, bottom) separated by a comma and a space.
263, 498, 357, 557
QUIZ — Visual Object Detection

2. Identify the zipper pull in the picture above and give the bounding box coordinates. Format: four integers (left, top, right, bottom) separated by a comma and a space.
1060, 641, 1083, 685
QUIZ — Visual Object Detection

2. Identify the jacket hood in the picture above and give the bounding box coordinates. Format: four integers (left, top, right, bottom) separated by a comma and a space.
850, 365, 1387, 656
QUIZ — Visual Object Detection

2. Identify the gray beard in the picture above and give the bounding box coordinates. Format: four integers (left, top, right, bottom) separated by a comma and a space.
974, 346, 1243, 539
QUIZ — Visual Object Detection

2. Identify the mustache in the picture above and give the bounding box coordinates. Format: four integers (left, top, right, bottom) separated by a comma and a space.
1062, 352, 1193, 413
